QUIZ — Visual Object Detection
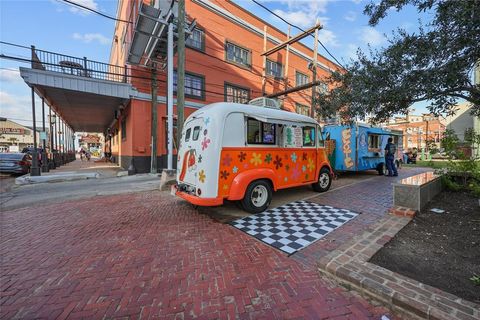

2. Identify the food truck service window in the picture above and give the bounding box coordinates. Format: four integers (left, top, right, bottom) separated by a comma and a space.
247, 118, 276, 145
368, 134, 380, 150
302, 126, 316, 147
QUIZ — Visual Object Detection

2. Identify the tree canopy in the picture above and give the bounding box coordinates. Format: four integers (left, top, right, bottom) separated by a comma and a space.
316, 0, 480, 122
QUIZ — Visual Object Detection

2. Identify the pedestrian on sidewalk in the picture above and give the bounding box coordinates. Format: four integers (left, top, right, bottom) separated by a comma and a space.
384, 137, 398, 177
79, 148, 85, 161
85, 151, 91, 162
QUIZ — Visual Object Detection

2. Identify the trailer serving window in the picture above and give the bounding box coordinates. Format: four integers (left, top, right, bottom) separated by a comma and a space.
368, 134, 380, 150
247, 118, 276, 145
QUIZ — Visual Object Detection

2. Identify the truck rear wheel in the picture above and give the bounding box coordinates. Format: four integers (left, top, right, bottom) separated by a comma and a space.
241, 180, 272, 214
312, 167, 332, 192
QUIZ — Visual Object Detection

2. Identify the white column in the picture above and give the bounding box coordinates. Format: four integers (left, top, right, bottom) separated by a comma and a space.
167, 21, 174, 170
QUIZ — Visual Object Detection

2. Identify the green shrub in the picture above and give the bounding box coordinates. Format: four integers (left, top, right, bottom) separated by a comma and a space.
468, 180, 480, 197
441, 175, 462, 191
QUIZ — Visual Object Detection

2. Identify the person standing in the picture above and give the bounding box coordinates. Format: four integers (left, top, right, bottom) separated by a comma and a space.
385, 137, 398, 177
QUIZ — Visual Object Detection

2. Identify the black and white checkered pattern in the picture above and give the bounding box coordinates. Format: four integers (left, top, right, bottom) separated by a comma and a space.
230, 201, 358, 254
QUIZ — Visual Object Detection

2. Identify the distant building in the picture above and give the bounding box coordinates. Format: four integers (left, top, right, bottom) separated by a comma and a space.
382, 114, 445, 151
0, 119, 41, 152
77, 133, 104, 151
444, 103, 480, 158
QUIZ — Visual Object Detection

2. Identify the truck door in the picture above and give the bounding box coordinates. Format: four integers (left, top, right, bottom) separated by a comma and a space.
178, 117, 204, 187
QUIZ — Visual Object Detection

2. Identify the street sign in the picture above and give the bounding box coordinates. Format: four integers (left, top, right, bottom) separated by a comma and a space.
39, 131, 47, 140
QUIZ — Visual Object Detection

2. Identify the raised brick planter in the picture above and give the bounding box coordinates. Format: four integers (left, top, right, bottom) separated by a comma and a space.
317, 214, 480, 320
388, 206, 417, 218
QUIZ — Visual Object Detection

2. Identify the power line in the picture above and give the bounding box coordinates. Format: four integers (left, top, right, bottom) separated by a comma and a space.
58, 0, 132, 24
250, 0, 345, 69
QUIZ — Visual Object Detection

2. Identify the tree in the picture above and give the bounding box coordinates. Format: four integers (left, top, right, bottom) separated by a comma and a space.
316, 0, 480, 122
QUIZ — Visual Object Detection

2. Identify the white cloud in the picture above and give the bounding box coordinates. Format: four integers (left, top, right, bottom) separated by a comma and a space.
0, 91, 32, 123
0, 69, 22, 83
318, 29, 338, 47
344, 11, 357, 22
359, 27, 386, 47
351, 0, 363, 4
344, 43, 360, 60
72, 33, 110, 45
67, 0, 99, 15
272, 0, 331, 29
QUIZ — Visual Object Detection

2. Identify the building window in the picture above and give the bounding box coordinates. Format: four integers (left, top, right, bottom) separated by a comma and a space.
266, 59, 283, 78
121, 117, 127, 140
368, 134, 380, 149
247, 118, 276, 145
225, 83, 250, 103
296, 103, 310, 116
186, 28, 205, 51
225, 41, 251, 68
174, 71, 205, 99
296, 71, 309, 86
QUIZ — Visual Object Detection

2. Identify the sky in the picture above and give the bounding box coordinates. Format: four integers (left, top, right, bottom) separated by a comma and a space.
0, 0, 433, 128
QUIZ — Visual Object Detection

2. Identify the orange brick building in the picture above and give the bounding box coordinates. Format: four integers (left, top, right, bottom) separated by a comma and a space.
107, 0, 341, 173
384, 114, 445, 151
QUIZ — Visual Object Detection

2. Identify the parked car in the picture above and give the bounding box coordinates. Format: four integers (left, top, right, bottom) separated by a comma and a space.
0, 153, 32, 175
21, 147, 44, 165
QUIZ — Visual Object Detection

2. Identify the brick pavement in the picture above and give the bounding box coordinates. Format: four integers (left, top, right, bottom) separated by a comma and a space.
292, 167, 430, 268
1, 190, 395, 319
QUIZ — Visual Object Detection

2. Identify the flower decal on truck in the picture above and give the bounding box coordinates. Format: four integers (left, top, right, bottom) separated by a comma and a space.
198, 170, 206, 183
250, 153, 262, 166
273, 155, 283, 169
222, 154, 232, 167
238, 152, 246, 162
218, 148, 330, 198
220, 170, 230, 180
201, 137, 211, 151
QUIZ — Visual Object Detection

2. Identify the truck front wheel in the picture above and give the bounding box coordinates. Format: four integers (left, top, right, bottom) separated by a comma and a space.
241, 180, 272, 213
312, 167, 332, 192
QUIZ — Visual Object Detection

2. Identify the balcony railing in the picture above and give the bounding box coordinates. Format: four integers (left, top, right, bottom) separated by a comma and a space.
31, 46, 127, 83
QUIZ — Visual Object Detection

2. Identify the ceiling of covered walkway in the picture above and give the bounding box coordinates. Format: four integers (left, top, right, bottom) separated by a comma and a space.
20, 67, 134, 133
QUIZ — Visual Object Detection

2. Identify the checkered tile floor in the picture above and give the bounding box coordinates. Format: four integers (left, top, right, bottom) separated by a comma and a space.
230, 201, 359, 254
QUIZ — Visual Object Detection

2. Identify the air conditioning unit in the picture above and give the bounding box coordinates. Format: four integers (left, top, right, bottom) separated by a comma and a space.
248, 97, 281, 110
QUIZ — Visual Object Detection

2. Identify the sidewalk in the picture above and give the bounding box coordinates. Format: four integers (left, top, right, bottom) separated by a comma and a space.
15, 157, 124, 185
1, 193, 393, 319
43, 156, 123, 178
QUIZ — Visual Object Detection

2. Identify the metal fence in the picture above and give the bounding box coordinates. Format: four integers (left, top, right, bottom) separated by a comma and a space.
32, 47, 127, 83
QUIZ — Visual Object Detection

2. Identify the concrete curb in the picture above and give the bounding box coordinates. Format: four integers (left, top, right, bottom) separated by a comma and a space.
15, 172, 100, 185
317, 214, 480, 320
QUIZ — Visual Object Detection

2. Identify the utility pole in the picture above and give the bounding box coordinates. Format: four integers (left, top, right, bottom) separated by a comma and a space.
177, 0, 185, 151
41, 98, 48, 172
167, 21, 174, 171
310, 18, 319, 119
30, 87, 40, 176
49, 106, 55, 169
150, 64, 158, 174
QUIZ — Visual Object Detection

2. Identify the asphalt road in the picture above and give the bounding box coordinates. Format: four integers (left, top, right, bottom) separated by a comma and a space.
0, 174, 162, 210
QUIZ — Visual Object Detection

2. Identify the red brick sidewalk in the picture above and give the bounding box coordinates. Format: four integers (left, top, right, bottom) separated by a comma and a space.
1, 191, 393, 319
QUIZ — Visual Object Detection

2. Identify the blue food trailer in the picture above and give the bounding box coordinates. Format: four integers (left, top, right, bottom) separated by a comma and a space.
323, 123, 403, 175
